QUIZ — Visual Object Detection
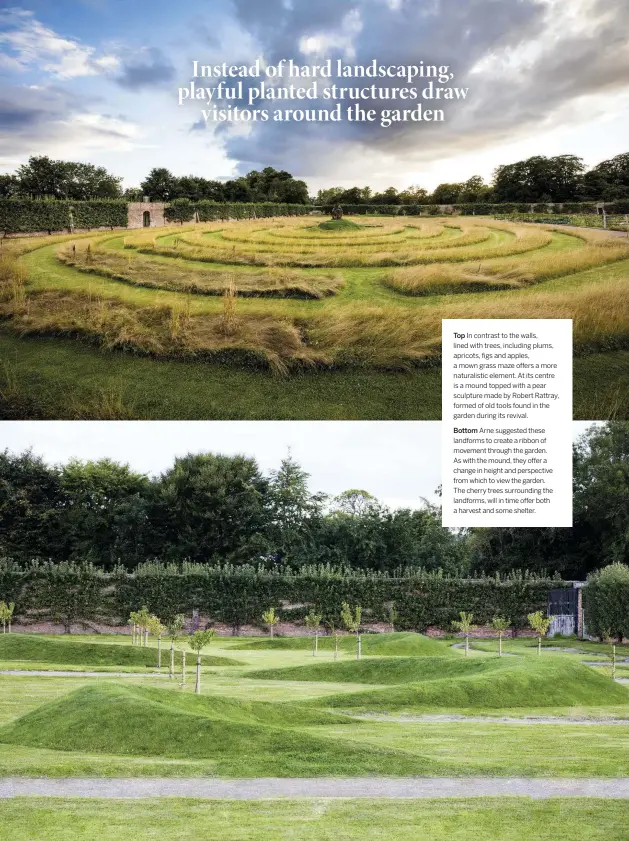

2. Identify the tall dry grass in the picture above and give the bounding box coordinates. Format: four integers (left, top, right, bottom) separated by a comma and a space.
58, 244, 343, 299
385, 226, 629, 295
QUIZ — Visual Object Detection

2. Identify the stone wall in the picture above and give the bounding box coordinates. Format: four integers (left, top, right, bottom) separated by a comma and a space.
127, 202, 166, 229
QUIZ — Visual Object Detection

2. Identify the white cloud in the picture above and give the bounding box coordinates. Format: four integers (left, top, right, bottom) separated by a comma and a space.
299, 9, 362, 60
0, 7, 119, 79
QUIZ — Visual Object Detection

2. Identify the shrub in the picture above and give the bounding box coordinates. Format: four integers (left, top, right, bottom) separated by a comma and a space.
584, 563, 629, 642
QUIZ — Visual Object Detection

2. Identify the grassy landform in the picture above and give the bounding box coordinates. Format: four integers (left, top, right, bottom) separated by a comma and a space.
232, 631, 452, 656
2, 216, 629, 418
0, 635, 242, 668
0, 632, 627, 781
2, 798, 628, 841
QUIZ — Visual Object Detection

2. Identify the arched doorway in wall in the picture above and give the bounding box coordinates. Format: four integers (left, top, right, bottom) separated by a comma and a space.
143, 210, 151, 228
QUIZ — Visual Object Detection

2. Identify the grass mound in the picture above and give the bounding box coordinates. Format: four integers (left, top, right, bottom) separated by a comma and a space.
0, 684, 437, 776
0, 635, 242, 668
320, 658, 628, 712
318, 219, 361, 231
232, 632, 453, 657
247, 656, 498, 684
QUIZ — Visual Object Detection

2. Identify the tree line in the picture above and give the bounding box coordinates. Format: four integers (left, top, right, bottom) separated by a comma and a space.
0, 423, 626, 580
2, 152, 628, 206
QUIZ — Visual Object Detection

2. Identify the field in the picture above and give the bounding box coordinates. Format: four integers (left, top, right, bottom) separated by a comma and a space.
1, 216, 629, 419
0, 630, 627, 839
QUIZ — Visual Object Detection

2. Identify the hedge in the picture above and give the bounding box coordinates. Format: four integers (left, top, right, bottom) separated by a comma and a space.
0, 560, 569, 633
0, 200, 128, 235
322, 201, 622, 217
165, 201, 313, 223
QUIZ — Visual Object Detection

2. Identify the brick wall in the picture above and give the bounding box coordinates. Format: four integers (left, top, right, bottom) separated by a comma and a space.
127, 202, 166, 229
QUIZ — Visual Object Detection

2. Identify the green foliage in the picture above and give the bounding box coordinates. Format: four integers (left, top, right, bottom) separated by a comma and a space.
491, 615, 510, 633
341, 601, 362, 633
188, 629, 216, 654
262, 607, 279, 627
165, 614, 185, 641
0, 600, 14, 630
528, 611, 551, 637
452, 611, 475, 634
584, 563, 629, 641
304, 609, 322, 631
0, 200, 127, 234
0, 559, 566, 632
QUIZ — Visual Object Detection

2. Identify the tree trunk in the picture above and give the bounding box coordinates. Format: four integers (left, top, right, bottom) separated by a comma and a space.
195, 654, 201, 694
182, 650, 186, 686
465, 634, 469, 656
356, 633, 361, 661
334, 635, 339, 660
498, 633, 502, 657
157, 636, 161, 670
612, 644, 616, 679
270, 624, 274, 638
315, 631, 318, 655
538, 636, 541, 655
170, 643, 175, 680
2, 621, 4, 634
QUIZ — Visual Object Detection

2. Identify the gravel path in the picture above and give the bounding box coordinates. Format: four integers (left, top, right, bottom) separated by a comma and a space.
0, 670, 168, 678
352, 714, 629, 725
1, 777, 628, 799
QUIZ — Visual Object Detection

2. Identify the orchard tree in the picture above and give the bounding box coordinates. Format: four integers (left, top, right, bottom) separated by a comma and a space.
305, 609, 322, 656
453, 611, 475, 656
166, 614, 185, 679
327, 620, 341, 660
148, 615, 166, 669
341, 602, 362, 660
133, 606, 152, 646
189, 629, 216, 694
262, 607, 279, 638
528, 611, 551, 655
0, 601, 14, 633
491, 615, 510, 657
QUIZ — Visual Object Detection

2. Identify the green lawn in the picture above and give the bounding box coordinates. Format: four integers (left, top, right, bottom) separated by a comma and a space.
0, 633, 627, 780
1, 799, 628, 841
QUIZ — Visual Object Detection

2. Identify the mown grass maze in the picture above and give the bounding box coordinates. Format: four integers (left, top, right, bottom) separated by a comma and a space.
2, 216, 629, 418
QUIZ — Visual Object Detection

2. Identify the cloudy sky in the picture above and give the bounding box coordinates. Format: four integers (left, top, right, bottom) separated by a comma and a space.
0, 421, 597, 510
1, 0, 628, 192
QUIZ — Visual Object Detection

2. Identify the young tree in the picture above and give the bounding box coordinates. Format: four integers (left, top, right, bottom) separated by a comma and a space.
166, 615, 185, 680
133, 606, 152, 647
491, 615, 510, 657
327, 620, 340, 660
341, 602, 362, 660
602, 630, 617, 680
528, 611, 551, 655
452, 611, 475, 656
128, 610, 140, 645
0, 601, 14, 633
262, 607, 279, 638
148, 615, 166, 669
388, 603, 398, 633
189, 629, 216, 694
305, 609, 322, 656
